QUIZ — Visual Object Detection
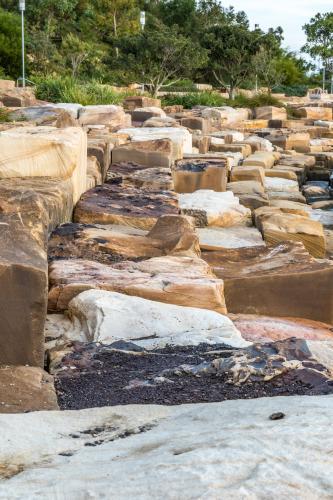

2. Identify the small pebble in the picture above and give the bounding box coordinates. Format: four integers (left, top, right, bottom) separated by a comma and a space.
269, 412, 285, 421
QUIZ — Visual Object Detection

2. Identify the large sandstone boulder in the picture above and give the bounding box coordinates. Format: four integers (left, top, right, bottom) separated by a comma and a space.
0, 366, 58, 413
67, 290, 247, 348
78, 105, 131, 129
267, 132, 310, 152
201, 106, 251, 126
203, 241, 333, 323
264, 177, 300, 193
0, 126, 87, 204
48, 215, 200, 263
173, 158, 228, 193
179, 190, 251, 227
48, 256, 227, 313
130, 107, 166, 123
227, 181, 269, 210
0, 87, 36, 107
118, 127, 192, 155
112, 138, 176, 167
255, 106, 287, 120
0, 396, 333, 497
74, 184, 179, 230
0, 177, 77, 366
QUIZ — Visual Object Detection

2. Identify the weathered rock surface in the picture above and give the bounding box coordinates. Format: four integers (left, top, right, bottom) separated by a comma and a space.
78, 105, 131, 129
255, 210, 326, 258
264, 177, 300, 192
173, 158, 228, 193
203, 241, 333, 323
230, 165, 265, 185
48, 215, 200, 263
112, 139, 176, 168
255, 106, 287, 120
66, 290, 247, 348
230, 314, 333, 343
48, 256, 227, 313
0, 177, 76, 366
179, 190, 251, 227
0, 366, 58, 413
198, 225, 265, 250
243, 152, 275, 169
118, 127, 192, 155
295, 107, 333, 120
2, 395, 333, 498
0, 126, 87, 203
74, 184, 179, 229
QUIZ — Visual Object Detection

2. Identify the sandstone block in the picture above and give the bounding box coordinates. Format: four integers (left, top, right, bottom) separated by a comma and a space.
255, 106, 287, 120
243, 152, 275, 169
255, 210, 326, 258
0, 126, 87, 204
173, 158, 228, 193
230, 166, 265, 186
112, 138, 176, 168
0, 366, 58, 413
48, 215, 199, 264
295, 107, 333, 121
265, 168, 298, 181
78, 105, 131, 129
198, 225, 265, 251
180, 117, 210, 134
48, 256, 227, 313
179, 190, 251, 228
74, 184, 179, 229
203, 241, 333, 323
264, 177, 299, 193
124, 96, 161, 110
118, 127, 193, 155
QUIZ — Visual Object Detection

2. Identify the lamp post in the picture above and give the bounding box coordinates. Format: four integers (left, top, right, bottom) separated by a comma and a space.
140, 11, 146, 31
18, 0, 25, 87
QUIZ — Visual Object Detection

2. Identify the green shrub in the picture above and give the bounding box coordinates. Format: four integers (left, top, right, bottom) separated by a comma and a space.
162, 92, 227, 108
0, 108, 10, 122
272, 85, 308, 97
162, 91, 283, 109
35, 77, 135, 105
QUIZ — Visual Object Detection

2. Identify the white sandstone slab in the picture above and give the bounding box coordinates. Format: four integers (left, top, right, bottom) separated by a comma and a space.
244, 135, 274, 152
179, 190, 251, 227
118, 127, 193, 154
68, 290, 248, 348
1, 396, 333, 498
264, 177, 300, 193
198, 226, 265, 250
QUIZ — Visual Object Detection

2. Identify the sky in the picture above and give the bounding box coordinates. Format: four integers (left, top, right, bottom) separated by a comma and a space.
226, 0, 333, 55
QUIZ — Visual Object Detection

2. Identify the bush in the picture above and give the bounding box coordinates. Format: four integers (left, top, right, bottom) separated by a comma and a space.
162, 91, 283, 109
0, 108, 10, 122
162, 92, 227, 108
35, 77, 135, 105
272, 85, 308, 97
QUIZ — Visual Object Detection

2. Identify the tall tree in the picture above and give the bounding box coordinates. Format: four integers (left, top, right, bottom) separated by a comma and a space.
0, 7, 21, 77
203, 23, 261, 98
117, 22, 207, 96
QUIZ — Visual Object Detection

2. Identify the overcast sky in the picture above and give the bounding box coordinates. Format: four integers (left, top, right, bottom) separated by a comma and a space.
226, 0, 332, 55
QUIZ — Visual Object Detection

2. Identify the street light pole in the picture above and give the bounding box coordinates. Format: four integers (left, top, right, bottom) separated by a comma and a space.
19, 0, 26, 87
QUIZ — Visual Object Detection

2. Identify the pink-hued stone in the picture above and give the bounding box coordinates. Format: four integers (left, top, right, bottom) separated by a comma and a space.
229, 314, 333, 343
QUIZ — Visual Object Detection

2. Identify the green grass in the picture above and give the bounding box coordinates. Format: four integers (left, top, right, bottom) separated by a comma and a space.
162, 91, 283, 109
0, 108, 10, 122
35, 77, 135, 105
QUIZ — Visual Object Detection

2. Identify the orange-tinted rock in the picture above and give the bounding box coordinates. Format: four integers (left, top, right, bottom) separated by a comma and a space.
173, 159, 228, 193
48, 256, 226, 314
202, 241, 333, 323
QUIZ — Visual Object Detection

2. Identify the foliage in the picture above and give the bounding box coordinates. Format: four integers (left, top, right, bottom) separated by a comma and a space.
35, 77, 134, 105
272, 85, 308, 97
117, 23, 208, 97
0, 8, 21, 77
0, 107, 10, 122
302, 12, 333, 64
162, 91, 283, 109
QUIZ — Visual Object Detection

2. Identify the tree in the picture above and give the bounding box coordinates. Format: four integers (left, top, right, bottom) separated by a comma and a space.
302, 13, 333, 89
253, 47, 285, 92
117, 23, 207, 97
203, 23, 260, 99
0, 7, 21, 77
